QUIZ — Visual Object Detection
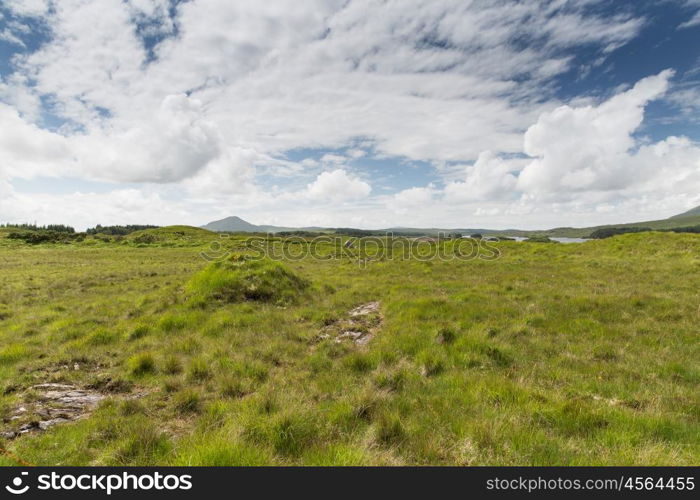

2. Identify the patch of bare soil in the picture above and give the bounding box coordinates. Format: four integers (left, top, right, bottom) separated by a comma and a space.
317, 301, 382, 346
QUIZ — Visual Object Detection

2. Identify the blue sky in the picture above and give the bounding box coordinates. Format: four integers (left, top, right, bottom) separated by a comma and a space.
1, 0, 699, 230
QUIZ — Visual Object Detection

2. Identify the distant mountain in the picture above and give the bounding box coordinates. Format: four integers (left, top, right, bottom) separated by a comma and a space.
201, 216, 321, 233
670, 205, 700, 219
201, 216, 262, 232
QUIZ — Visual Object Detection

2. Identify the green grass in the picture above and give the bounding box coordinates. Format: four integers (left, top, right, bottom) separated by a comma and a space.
0, 230, 697, 465
186, 255, 309, 306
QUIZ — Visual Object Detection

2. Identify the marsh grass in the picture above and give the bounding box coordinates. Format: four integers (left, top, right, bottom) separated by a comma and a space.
0, 230, 697, 465
186, 255, 309, 306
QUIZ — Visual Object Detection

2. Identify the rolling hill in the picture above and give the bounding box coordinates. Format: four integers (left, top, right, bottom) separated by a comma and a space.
670, 204, 700, 219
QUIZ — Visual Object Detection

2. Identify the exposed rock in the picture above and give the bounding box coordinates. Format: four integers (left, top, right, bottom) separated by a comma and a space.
348, 301, 380, 317
355, 334, 374, 346
38, 418, 71, 431
336, 331, 364, 342
2, 383, 107, 439
317, 301, 382, 346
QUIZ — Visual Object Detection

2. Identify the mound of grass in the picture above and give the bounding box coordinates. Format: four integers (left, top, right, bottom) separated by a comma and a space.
186, 255, 309, 306
126, 226, 217, 246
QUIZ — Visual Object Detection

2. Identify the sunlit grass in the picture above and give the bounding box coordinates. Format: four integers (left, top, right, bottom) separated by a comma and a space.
0, 230, 697, 465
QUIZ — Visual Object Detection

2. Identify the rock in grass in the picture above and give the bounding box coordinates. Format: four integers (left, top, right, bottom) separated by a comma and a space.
186, 255, 309, 306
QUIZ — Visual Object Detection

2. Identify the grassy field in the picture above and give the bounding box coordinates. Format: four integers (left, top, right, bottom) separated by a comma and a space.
0, 228, 698, 465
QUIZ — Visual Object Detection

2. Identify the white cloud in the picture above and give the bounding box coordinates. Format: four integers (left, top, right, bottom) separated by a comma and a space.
679, 0, 700, 29
0, 94, 230, 184
74, 94, 224, 183
320, 154, 347, 165
517, 70, 675, 194
444, 151, 520, 202
0, 0, 648, 180
387, 186, 437, 215
384, 70, 700, 226
306, 169, 371, 201
0, 28, 25, 47
679, 11, 700, 28
2, 1, 699, 230
0, 103, 72, 180
2, 0, 51, 18
667, 83, 700, 120
0, 186, 191, 230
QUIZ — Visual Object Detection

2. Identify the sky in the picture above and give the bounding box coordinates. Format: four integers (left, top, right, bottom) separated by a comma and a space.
0, 0, 699, 231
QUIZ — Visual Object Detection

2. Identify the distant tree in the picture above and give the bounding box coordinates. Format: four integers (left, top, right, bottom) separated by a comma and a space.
333, 228, 376, 237
1, 223, 74, 233
86, 224, 159, 235
276, 231, 326, 237
668, 225, 700, 234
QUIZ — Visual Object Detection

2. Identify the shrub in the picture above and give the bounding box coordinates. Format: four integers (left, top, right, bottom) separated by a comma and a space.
133, 234, 157, 244
186, 255, 309, 306
7, 230, 80, 244
524, 236, 558, 243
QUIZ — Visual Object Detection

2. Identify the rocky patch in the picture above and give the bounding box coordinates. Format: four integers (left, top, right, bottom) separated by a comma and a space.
317, 301, 382, 346
2, 383, 107, 439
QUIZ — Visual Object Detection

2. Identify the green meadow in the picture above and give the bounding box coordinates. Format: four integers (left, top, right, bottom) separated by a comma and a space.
0, 227, 698, 465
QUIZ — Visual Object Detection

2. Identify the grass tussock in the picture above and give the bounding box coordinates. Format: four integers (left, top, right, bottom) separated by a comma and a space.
186, 255, 309, 306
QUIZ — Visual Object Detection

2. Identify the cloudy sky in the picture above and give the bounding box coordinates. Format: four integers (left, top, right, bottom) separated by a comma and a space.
1, 0, 699, 230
